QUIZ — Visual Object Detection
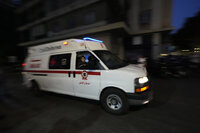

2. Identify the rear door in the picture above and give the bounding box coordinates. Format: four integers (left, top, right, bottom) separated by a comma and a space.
46, 53, 74, 95
73, 51, 104, 100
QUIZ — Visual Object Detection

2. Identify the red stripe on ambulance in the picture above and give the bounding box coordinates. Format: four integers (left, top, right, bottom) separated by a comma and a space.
24, 70, 101, 76
31, 60, 41, 62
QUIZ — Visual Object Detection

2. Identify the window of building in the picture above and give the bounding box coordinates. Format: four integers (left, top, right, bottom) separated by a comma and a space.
52, 21, 61, 32
49, 54, 71, 69
51, 0, 59, 11
65, 0, 73, 4
132, 36, 142, 45
30, 24, 45, 39
84, 12, 96, 25
76, 51, 103, 70
139, 9, 152, 25
68, 18, 76, 29
12, 0, 21, 5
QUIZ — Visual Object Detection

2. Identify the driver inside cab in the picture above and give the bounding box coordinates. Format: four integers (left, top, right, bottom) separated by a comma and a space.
79, 56, 88, 69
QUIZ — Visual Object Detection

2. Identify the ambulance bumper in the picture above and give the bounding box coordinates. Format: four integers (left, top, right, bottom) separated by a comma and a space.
126, 89, 153, 105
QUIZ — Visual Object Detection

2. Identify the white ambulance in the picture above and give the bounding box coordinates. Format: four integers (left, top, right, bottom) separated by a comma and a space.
22, 37, 152, 114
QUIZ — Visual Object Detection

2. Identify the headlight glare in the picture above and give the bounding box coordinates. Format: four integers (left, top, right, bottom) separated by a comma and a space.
138, 77, 148, 84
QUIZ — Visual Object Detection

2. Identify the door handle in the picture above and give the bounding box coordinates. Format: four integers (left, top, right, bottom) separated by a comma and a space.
68, 71, 71, 77
73, 71, 76, 78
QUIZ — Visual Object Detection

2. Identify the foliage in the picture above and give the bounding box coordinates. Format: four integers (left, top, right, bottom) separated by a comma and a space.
173, 11, 200, 49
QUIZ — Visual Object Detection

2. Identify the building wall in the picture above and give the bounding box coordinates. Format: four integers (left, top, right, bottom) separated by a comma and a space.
16, 0, 173, 60
17, 0, 113, 43
161, 0, 173, 28
128, 0, 172, 33
127, 0, 173, 59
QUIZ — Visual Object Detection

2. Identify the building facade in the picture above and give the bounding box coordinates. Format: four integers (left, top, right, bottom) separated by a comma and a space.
16, 0, 173, 60
127, 0, 173, 60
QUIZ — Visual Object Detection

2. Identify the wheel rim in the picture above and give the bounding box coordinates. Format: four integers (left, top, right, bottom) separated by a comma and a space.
106, 94, 122, 110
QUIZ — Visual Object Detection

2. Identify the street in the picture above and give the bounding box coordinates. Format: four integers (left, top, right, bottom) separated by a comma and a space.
0, 71, 200, 133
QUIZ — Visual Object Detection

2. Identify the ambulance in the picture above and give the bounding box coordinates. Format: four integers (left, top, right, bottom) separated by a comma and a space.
22, 37, 153, 114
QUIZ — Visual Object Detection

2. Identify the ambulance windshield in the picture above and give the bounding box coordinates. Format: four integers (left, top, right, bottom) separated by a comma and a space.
94, 50, 128, 69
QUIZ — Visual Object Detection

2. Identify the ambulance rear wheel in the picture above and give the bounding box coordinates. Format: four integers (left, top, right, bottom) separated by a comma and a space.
101, 89, 128, 115
31, 81, 42, 96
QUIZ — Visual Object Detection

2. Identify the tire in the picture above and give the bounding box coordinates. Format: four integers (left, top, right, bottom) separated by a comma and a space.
31, 81, 42, 96
100, 88, 129, 115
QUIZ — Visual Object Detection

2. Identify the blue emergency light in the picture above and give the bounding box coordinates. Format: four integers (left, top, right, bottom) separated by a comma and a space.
83, 37, 103, 43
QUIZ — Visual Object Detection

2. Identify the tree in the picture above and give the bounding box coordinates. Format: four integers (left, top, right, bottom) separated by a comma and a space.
173, 11, 200, 49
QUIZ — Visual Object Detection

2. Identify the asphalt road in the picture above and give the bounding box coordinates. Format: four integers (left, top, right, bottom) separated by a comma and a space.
0, 71, 200, 133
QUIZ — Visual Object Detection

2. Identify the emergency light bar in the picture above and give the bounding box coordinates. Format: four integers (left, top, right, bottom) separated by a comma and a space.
83, 37, 103, 43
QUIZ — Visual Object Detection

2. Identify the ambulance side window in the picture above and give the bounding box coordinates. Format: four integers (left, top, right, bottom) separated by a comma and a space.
49, 54, 71, 69
76, 51, 103, 70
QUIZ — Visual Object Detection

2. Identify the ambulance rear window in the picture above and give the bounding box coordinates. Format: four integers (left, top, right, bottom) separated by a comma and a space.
49, 53, 71, 69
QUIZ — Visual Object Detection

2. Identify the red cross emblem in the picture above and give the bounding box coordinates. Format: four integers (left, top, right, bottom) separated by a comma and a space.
81, 71, 88, 80
50, 58, 56, 66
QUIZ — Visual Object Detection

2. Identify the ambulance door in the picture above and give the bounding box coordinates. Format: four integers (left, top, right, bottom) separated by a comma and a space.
47, 53, 74, 95
73, 51, 104, 100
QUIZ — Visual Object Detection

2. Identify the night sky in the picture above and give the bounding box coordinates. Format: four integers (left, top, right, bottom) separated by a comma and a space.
172, 0, 200, 32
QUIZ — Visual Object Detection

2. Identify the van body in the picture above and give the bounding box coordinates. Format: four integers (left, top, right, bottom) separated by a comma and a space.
22, 38, 153, 114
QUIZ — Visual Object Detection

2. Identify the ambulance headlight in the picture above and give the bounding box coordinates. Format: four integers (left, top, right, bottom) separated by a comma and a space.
138, 77, 148, 84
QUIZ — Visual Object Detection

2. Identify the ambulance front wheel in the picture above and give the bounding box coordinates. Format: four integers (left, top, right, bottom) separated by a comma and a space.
100, 88, 129, 115
31, 80, 42, 96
